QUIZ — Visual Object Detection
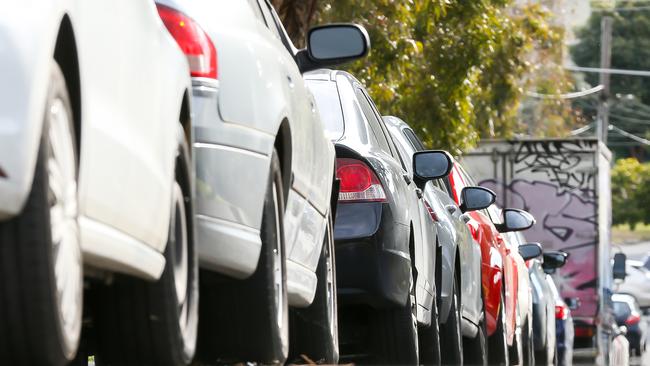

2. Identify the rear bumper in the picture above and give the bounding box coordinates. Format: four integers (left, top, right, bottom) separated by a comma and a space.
335, 202, 411, 307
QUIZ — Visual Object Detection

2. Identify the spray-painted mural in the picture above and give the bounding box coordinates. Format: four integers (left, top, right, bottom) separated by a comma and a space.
464, 140, 600, 319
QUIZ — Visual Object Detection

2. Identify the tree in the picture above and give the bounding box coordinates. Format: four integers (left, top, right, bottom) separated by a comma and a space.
611, 157, 650, 229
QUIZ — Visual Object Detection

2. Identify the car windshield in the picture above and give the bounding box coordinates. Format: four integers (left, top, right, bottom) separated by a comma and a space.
307, 80, 345, 141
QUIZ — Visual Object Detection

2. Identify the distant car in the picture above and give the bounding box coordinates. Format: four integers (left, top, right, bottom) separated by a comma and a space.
0, 2, 196, 364
383, 116, 487, 364
615, 260, 650, 310
544, 251, 574, 366
613, 293, 648, 356
153, 1, 369, 364
445, 160, 535, 365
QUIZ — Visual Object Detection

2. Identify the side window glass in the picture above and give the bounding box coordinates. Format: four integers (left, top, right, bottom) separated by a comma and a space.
361, 90, 400, 159
404, 128, 425, 151
354, 87, 392, 153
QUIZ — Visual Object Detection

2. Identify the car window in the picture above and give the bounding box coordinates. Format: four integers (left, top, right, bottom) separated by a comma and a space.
387, 127, 414, 173
361, 91, 402, 161
404, 128, 425, 151
613, 301, 631, 316
307, 80, 345, 141
354, 87, 392, 154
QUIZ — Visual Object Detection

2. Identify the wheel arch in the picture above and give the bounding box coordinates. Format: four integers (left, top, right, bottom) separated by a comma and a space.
274, 118, 292, 202
53, 14, 81, 159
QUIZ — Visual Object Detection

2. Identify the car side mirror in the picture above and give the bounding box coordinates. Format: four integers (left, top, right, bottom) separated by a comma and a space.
565, 297, 581, 310
613, 253, 627, 281
297, 24, 370, 73
459, 186, 496, 213
496, 208, 536, 233
518, 242, 543, 261
542, 251, 569, 274
412, 150, 453, 185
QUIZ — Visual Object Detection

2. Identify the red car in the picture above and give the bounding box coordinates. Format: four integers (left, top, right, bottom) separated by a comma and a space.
444, 159, 534, 364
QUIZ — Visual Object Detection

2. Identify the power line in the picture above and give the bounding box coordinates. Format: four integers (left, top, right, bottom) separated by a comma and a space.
566, 65, 650, 77
525, 85, 604, 99
609, 124, 650, 145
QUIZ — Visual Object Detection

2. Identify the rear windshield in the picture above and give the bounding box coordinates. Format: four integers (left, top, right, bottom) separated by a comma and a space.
613, 301, 630, 316
307, 80, 345, 141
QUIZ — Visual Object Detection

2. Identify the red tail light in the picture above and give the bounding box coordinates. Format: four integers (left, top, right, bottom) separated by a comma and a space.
336, 158, 386, 203
555, 304, 568, 320
424, 200, 438, 222
575, 326, 594, 338
156, 4, 218, 79
625, 312, 641, 326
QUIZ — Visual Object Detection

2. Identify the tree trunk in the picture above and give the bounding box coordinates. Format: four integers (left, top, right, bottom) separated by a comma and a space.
270, 0, 319, 47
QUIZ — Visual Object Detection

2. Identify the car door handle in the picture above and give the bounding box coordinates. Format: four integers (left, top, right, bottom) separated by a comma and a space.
460, 213, 471, 224
402, 173, 412, 184
445, 205, 458, 214
415, 188, 423, 199
287, 75, 294, 88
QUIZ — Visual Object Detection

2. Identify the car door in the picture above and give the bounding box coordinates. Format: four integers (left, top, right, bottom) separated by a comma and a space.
76, 0, 182, 251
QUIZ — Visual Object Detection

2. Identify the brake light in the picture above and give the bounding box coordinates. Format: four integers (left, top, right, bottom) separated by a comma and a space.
156, 4, 218, 79
424, 201, 438, 222
555, 304, 568, 320
625, 312, 641, 326
336, 158, 386, 203
575, 326, 594, 338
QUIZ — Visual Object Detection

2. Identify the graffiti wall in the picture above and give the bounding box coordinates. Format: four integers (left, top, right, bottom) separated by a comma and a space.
463, 139, 609, 319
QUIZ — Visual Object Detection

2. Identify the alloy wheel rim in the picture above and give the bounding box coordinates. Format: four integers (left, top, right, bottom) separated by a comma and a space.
47, 97, 82, 350
171, 183, 190, 335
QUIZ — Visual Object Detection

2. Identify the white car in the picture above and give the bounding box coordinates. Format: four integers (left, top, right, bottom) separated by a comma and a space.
154, 0, 369, 363
0, 2, 197, 365
615, 260, 650, 310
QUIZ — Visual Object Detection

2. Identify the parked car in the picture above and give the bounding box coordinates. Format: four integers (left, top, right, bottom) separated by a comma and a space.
383, 116, 487, 364
543, 250, 574, 366
0, 2, 196, 365
613, 293, 648, 356
526, 245, 560, 365
615, 259, 650, 311
445, 160, 535, 365
154, 1, 369, 364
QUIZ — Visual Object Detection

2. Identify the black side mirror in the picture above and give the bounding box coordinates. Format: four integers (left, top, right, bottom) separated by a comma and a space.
297, 24, 370, 73
565, 297, 581, 310
613, 253, 627, 281
496, 208, 536, 233
519, 243, 543, 261
542, 251, 569, 274
460, 186, 496, 213
412, 150, 453, 185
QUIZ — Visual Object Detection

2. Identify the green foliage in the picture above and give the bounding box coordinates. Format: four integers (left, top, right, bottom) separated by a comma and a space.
611, 157, 650, 229
316, 1, 558, 154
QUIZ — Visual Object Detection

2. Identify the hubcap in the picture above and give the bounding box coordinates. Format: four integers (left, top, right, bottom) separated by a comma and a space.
171, 183, 190, 335
47, 98, 82, 351
271, 181, 284, 329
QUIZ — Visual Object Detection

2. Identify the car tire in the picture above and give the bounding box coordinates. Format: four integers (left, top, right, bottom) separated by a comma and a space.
488, 296, 510, 365
289, 212, 338, 364
463, 294, 488, 366
369, 269, 418, 364
521, 316, 535, 365
440, 275, 463, 365
197, 148, 288, 364
92, 136, 199, 365
509, 320, 523, 365
0, 61, 82, 366
418, 283, 441, 365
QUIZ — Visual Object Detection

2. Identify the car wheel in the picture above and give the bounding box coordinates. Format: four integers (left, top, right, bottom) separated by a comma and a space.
93, 136, 199, 365
463, 294, 488, 365
488, 296, 510, 365
440, 275, 463, 365
418, 282, 441, 365
197, 148, 288, 364
370, 267, 418, 364
0, 61, 82, 366
289, 212, 338, 364
521, 316, 535, 366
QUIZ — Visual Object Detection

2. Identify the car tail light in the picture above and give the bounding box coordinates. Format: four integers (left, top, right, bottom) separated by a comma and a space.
625, 312, 641, 326
424, 201, 438, 222
336, 158, 386, 203
156, 4, 218, 79
555, 304, 568, 320
575, 326, 594, 338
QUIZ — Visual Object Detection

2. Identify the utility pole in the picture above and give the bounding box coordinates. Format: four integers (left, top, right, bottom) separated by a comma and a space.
598, 16, 613, 142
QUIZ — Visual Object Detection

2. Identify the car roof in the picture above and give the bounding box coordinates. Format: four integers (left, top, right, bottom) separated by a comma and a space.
612, 293, 638, 305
